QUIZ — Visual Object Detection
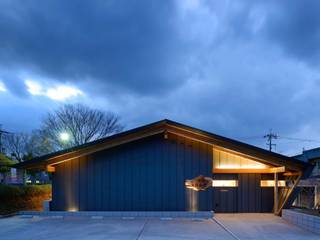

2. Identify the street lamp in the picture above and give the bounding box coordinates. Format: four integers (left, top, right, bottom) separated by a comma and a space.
59, 132, 70, 141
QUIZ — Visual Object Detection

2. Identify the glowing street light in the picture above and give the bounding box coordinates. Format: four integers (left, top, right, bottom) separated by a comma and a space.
59, 132, 70, 141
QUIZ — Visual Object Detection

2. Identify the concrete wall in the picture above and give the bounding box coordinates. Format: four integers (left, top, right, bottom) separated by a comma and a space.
282, 209, 320, 234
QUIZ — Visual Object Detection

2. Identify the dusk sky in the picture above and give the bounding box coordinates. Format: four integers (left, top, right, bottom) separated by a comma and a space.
1, 0, 320, 156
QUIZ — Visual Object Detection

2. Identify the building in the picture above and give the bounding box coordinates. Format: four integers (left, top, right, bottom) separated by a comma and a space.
0, 153, 23, 184
15, 120, 311, 215
293, 148, 320, 209
0, 168, 25, 184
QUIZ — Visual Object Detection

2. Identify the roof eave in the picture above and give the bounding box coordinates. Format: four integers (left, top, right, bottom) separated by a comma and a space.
14, 119, 308, 172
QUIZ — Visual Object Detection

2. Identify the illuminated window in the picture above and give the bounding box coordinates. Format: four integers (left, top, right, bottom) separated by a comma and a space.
213, 148, 270, 170
212, 180, 238, 187
260, 180, 286, 187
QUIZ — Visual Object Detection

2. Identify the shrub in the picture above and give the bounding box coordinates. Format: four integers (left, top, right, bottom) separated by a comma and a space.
0, 184, 51, 215
0, 154, 15, 182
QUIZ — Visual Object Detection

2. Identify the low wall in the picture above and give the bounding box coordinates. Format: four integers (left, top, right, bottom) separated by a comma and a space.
19, 210, 214, 219
282, 209, 320, 235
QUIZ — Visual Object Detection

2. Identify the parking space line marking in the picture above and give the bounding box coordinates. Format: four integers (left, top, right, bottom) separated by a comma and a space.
211, 218, 241, 240
135, 219, 148, 240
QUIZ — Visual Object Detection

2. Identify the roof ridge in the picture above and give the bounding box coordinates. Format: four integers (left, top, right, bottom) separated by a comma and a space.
14, 119, 310, 171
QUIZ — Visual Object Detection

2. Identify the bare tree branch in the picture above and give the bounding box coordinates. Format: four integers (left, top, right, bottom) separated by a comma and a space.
3, 131, 55, 162
40, 104, 124, 150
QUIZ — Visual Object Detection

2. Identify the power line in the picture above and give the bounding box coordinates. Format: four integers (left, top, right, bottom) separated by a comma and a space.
0, 124, 12, 153
264, 129, 278, 152
237, 131, 320, 154
278, 136, 320, 143
237, 135, 263, 140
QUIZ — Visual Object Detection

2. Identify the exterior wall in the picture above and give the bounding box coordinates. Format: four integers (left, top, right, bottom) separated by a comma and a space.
293, 150, 320, 209
312, 159, 320, 177
295, 150, 319, 177
213, 173, 274, 213
51, 133, 213, 211
51, 132, 276, 212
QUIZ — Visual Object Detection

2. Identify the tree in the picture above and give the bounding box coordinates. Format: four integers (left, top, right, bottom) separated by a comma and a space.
27, 130, 55, 157
3, 131, 53, 162
3, 133, 30, 162
0, 153, 14, 184
40, 104, 124, 150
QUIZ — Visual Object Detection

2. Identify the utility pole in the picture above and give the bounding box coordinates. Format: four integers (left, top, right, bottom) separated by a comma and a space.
0, 124, 11, 153
264, 129, 278, 152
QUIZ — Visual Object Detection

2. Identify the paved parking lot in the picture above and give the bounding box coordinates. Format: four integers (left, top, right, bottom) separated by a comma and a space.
215, 213, 319, 240
0, 216, 233, 240
0, 214, 318, 240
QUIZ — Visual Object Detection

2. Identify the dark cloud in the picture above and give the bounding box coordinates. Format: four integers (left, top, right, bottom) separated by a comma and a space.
0, 0, 189, 95
0, 73, 29, 97
262, 0, 320, 65
0, 0, 320, 155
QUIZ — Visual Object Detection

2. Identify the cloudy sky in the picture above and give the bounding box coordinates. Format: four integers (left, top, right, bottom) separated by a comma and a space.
1, 0, 320, 156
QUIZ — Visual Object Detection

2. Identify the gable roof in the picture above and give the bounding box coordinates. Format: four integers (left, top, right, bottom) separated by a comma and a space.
14, 119, 309, 172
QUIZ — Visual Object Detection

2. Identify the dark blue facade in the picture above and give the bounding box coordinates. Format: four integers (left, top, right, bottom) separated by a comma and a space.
51, 133, 213, 211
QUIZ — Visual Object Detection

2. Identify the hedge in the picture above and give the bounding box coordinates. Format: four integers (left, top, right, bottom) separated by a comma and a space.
0, 184, 51, 215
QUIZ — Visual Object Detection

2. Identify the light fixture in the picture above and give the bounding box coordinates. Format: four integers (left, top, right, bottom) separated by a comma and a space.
68, 207, 78, 212
59, 132, 70, 141
185, 175, 212, 191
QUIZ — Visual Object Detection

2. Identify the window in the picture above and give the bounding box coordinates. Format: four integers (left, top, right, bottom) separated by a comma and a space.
260, 180, 286, 187
212, 180, 238, 187
213, 148, 270, 170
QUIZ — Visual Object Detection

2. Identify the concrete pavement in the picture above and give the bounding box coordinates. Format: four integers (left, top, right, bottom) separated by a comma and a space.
0, 214, 318, 240
0, 216, 233, 240
215, 213, 319, 240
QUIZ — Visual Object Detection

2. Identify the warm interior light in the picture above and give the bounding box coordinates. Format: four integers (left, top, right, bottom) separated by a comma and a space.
260, 180, 286, 187
216, 165, 268, 169
212, 180, 238, 187
213, 148, 271, 170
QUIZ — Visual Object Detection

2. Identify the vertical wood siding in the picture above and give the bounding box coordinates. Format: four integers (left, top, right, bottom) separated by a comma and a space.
51, 132, 275, 212
51, 133, 213, 211
213, 173, 275, 213
213, 174, 238, 213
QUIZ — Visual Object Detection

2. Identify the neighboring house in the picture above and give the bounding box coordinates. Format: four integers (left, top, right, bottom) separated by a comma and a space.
0, 167, 24, 185
293, 148, 320, 209
4, 168, 24, 184
0, 153, 20, 184
15, 119, 311, 215
25, 171, 50, 184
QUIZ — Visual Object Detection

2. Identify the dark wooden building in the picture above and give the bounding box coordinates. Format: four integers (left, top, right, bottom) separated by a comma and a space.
16, 120, 311, 214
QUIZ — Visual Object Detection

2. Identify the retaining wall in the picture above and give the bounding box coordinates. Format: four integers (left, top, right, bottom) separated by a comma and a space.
282, 209, 320, 235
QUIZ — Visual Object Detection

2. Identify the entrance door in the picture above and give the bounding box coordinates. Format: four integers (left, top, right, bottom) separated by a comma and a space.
213, 173, 274, 213
214, 188, 238, 212
238, 173, 262, 212
213, 174, 238, 213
